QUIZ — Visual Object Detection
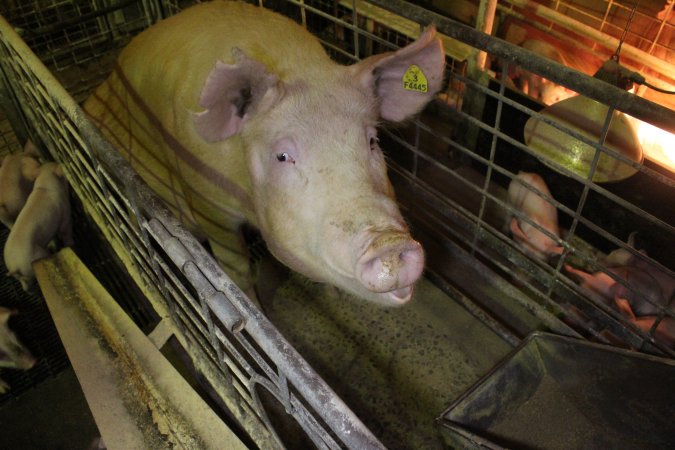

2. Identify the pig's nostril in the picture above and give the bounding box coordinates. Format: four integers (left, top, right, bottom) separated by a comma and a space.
357, 237, 425, 293
398, 245, 425, 283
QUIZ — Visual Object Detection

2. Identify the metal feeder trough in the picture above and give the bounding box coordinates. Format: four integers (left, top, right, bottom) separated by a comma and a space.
438, 332, 675, 450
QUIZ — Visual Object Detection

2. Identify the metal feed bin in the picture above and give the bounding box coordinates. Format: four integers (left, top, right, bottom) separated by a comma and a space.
439, 332, 675, 449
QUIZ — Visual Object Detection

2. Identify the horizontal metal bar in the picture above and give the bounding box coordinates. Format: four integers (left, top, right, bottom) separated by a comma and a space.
364, 0, 675, 134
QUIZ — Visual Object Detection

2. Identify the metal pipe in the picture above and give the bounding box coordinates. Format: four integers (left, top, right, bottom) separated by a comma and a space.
365, 0, 675, 134
475, 0, 499, 70
501, 0, 675, 79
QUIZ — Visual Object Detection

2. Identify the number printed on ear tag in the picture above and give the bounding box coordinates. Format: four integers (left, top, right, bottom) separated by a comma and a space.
402, 65, 428, 93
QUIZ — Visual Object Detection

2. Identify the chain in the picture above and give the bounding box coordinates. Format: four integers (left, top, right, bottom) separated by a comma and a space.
614, 0, 642, 61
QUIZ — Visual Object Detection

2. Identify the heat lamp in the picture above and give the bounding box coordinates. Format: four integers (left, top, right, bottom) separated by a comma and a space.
523, 59, 644, 183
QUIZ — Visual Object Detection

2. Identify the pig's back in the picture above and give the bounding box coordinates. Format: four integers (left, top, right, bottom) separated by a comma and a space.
120, 1, 333, 113
82, 1, 335, 244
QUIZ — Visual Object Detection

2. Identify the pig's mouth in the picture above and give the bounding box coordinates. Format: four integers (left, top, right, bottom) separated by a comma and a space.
384, 285, 415, 304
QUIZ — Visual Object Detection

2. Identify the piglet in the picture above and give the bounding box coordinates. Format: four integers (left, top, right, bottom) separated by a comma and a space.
634, 316, 675, 349
602, 233, 674, 318
611, 267, 672, 318
0, 307, 36, 393
564, 264, 622, 305
0, 143, 41, 228
565, 264, 669, 314
507, 172, 563, 260
603, 231, 641, 267
513, 40, 576, 105
4, 162, 73, 292
566, 246, 675, 349
0, 307, 36, 370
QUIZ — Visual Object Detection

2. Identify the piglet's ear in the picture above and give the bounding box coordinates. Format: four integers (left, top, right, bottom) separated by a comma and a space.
352, 26, 445, 122
193, 48, 279, 142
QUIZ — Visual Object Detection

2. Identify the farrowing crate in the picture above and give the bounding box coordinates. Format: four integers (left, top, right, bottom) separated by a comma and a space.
287, 0, 675, 356
0, 0, 674, 449
0, 1, 382, 449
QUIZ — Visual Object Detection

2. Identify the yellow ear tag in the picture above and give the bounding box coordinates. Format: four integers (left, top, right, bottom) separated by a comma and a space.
402, 65, 428, 93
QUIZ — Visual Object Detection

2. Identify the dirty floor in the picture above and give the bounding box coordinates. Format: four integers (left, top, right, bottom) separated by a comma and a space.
0, 366, 100, 450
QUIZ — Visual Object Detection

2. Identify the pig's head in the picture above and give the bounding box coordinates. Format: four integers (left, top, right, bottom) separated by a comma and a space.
193, 28, 445, 306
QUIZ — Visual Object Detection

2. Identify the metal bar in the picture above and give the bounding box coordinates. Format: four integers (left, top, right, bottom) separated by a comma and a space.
475, 0, 498, 70
501, 0, 675, 78
364, 0, 675, 134
185, 247, 387, 449
470, 65, 508, 256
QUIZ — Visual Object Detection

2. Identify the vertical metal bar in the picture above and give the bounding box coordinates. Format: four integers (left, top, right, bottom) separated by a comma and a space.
300, 0, 307, 28
470, 61, 507, 256
351, 0, 359, 60
474, 0, 498, 70
548, 106, 617, 297
412, 119, 420, 179
184, 261, 229, 370
646, 1, 674, 54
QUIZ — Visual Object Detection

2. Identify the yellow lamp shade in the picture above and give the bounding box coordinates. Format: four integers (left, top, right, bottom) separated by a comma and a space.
524, 95, 643, 182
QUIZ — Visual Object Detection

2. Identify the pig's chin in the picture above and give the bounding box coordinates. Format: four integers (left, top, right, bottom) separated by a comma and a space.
335, 280, 416, 307
379, 285, 415, 306
297, 263, 417, 307
267, 246, 418, 307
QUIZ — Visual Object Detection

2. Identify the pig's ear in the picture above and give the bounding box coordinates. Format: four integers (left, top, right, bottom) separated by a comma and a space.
193, 48, 279, 142
352, 26, 445, 122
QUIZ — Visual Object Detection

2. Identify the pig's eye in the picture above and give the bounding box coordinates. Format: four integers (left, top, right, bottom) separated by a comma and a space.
276, 152, 295, 164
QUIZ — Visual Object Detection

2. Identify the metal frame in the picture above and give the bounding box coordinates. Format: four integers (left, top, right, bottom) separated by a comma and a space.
360, 0, 675, 356
0, 0, 673, 448
0, 3, 384, 448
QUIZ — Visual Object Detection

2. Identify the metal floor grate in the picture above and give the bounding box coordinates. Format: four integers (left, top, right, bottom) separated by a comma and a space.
0, 113, 157, 404
0, 224, 70, 405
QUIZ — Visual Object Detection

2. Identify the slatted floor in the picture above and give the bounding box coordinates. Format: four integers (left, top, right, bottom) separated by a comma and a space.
0, 116, 70, 403
0, 114, 157, 404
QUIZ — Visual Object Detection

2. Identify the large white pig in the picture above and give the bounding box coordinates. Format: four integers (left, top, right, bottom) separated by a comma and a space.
507, 172, 563, 260
4, 162, 73, 292
83, 1, 445, 306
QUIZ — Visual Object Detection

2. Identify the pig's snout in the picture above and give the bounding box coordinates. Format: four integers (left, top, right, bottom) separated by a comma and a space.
356, 233, 424, 303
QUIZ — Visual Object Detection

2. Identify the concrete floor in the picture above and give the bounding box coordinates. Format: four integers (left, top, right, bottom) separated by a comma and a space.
0, 366, 101, 450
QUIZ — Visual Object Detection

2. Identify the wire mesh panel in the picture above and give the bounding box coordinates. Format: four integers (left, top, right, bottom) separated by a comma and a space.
351, 0, 675, 357
1, 0, 160, 103
267, 0, 675, 357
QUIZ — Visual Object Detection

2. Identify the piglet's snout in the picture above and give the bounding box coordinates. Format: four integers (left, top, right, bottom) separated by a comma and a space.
356, 232, 425, 300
